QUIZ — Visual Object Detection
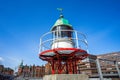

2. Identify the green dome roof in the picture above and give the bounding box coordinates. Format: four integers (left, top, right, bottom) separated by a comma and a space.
51, 15, 73, 31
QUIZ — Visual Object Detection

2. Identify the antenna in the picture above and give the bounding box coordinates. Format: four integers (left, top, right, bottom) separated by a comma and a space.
57, 8, 63, 18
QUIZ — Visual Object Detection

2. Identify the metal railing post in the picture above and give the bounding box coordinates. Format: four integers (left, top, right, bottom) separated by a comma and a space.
75, 31, 79, 48
96, 58, 103, 80
115, 61, 120, 78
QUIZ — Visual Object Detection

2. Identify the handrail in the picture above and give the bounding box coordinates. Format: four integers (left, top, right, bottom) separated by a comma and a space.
39, 30, 88, 53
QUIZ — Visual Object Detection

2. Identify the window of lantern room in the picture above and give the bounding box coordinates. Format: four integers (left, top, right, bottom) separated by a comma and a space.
53, 25, 73, 39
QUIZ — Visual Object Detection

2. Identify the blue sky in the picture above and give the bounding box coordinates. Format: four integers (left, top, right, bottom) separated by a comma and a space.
0, 0, 120, 70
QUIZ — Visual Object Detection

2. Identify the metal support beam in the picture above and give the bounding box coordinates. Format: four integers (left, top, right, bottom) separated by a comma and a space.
115, 61, 120, 78
51, 61, 55, 74
96, 58, 103, 80
75, 31, 79, 48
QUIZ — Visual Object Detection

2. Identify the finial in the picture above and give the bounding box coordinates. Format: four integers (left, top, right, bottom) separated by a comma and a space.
19, 60, 23, 67
57, 8, 64, 18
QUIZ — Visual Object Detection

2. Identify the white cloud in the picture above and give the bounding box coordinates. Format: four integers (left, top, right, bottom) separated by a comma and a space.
3, 56, 22, 70
7, 56, 21, 65
0, 57, 4, 65
0, 57, 4, 61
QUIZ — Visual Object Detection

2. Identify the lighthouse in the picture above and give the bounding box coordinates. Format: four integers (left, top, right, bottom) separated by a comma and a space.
39, 10, 89, 74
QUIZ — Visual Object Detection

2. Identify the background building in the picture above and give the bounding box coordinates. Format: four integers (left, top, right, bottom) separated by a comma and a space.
17, 62, 45, 78
0, 65, 14, 80
97, 51, 120, 75
45, 63, 51, 75
77, 54, 98, 76
97, 51, 120, 62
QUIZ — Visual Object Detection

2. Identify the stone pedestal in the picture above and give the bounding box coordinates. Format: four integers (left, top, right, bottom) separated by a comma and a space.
43, 74, 89, 80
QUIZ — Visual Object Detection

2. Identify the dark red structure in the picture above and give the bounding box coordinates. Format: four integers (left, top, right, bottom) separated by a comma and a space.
40, 48, 88, 74
39, 14, 89, 74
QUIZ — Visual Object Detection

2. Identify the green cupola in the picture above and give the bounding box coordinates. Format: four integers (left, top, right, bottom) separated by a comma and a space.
51, 14, 73, 31
51, 14, 73, 38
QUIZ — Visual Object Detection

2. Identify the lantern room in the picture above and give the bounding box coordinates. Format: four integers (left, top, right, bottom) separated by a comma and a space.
51, 15, 74, 49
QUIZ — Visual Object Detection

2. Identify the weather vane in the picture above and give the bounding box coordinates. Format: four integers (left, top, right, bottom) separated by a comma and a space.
57, 8, 63, 16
